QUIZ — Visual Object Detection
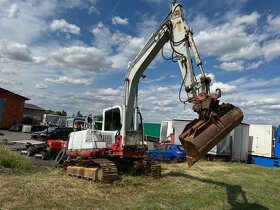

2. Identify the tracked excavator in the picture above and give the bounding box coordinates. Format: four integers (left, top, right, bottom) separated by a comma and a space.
63, 1, 243, 182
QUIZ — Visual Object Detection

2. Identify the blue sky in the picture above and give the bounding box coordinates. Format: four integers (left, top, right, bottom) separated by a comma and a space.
0, 0, 280, 125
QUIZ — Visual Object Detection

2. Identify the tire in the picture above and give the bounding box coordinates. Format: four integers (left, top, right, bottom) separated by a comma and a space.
26, 146, 36, 156
41, 151, 49, 160
53, 148, 66, 168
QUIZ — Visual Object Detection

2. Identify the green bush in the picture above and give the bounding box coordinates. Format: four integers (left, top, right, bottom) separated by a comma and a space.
0, 146, 34, 173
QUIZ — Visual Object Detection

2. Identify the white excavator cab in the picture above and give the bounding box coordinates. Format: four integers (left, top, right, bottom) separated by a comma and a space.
102, 105, 144, 147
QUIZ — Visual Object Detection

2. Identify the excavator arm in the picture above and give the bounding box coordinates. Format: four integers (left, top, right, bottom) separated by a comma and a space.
121, 1, 243, 167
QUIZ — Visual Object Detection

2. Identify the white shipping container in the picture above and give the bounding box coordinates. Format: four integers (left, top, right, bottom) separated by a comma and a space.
248, 125, 277, 158
208, 134, 231, 156
231, 124, 249, 160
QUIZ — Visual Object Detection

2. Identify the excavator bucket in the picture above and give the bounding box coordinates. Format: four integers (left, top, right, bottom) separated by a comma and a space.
179, 103, 243, 167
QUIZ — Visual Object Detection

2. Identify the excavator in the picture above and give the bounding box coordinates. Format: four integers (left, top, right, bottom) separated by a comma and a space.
63, 0, 243, 182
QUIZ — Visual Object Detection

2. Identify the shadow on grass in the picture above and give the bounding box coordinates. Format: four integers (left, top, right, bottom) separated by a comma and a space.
164, 172, 268, 210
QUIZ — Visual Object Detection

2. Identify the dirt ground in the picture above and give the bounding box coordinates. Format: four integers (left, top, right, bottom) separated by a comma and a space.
0, 129, 33, 151
0, 129, 32, 141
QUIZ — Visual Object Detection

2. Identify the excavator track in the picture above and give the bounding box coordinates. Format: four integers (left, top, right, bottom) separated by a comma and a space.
64, 158, 118, 183
93, 159, 118, 183
147, 161, 161, 179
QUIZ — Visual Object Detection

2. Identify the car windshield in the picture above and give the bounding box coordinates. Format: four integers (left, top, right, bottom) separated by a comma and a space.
177, 145, 185, 151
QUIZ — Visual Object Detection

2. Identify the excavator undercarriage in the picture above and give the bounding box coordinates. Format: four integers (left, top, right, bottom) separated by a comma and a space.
64, 158, 162, 183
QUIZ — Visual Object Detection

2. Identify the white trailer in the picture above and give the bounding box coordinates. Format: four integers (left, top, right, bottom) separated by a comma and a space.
248, 125, 277, 158
42, 114, 70, 127
160, 119, 192, 144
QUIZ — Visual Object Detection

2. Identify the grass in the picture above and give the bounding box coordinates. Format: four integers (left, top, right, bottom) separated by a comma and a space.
0, 145, 34, 173
0, 157, 279, 209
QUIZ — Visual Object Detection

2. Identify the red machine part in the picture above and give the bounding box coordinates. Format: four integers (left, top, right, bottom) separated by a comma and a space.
65, 134, 145, 162
46, 139, 67, 153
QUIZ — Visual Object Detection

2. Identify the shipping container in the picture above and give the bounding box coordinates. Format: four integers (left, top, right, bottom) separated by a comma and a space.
248, 125, 277, 158
249, 125, 280, 168
143, 123, 160, 142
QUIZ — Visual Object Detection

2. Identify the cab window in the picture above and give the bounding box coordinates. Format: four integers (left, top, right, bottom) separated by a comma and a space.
104, 108, 122, 131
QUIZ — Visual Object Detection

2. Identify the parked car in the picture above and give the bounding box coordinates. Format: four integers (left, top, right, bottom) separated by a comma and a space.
146, 143, 186, 162
31, 126, 58, 139
31, 127, 73, 140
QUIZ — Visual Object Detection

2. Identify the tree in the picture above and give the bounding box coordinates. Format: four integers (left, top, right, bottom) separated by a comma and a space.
61, 110, 67, 116
45, 110, 67, 116
45, 109, 55, 114
94, 115, 103, 121
54, 111, 63, 116
76, 111, 83, 117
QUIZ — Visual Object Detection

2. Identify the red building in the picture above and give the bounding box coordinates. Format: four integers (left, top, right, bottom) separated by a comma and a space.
0, 88, 29, 129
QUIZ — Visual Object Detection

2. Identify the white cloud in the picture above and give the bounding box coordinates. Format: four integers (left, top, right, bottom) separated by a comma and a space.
0, 1, 54, 44
44, 76, 93, 86
262, 39, 280, 62
50, 19, 80, 35
119, 36, 146, 56
0, 0, 87, 44
210, 82, 237, 95
268, 104, 280, 110
0, 68, 17, 75
232, 12, 260, 26
8, 3, 20, 19
92, 23, 146, 69
218, 61, 244, 71
36, 83, 48, 89
48, 46, 112, 72
194, 12, 261, 62
246, 60, 263, 70
0, 39, 33, 62
112, 16, 129, 25
89, 6, 99, 14
41, 87, 124, 115
0, 78, 22, 85
266, 15, 280, 33
142, 76, 165, 84
136, 15, 158, 39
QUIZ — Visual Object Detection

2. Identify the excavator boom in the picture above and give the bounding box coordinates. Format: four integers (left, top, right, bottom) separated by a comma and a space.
112, 1, 243, 167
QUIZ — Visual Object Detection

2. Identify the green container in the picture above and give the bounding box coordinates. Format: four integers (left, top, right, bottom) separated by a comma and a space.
94, 121, 102, 130
143, 123, 160, 142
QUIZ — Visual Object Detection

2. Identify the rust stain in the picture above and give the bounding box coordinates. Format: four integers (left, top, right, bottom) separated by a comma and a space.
177, 21, 182, 32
